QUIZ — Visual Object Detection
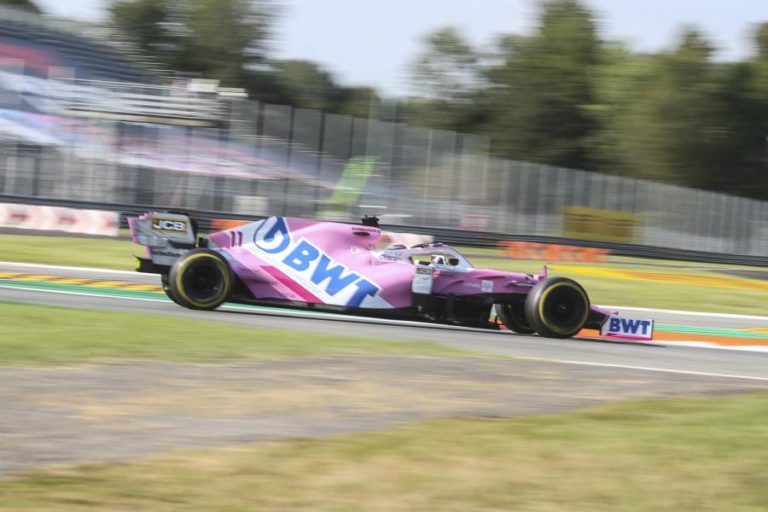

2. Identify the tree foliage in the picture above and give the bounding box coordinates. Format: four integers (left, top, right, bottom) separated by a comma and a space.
404, 1, 768, 199
486, 0, 600, 169
403, 27, 488, 132
592, 28, 768, 197
109, 0, 273, 86
411, 27, 481, 103
0, 0, 40, 13
108, 0, 768, 198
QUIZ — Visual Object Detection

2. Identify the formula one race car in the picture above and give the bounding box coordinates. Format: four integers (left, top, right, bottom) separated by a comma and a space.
129, 212, 654, 340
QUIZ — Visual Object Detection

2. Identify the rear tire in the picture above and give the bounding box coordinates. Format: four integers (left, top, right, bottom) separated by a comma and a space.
524, 277, 589, 339
495, 302, 535, 334
168, 249, 232, 310
161, 273, 189, 307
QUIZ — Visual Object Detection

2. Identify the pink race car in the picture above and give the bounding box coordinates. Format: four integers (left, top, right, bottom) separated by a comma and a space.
129, 212, 654, 340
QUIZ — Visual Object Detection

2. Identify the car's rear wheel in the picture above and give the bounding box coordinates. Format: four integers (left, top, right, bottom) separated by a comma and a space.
168, 249, 232, 310
495, 302, 535, 334
161, 273, 189, 307
524, 277, 589, 339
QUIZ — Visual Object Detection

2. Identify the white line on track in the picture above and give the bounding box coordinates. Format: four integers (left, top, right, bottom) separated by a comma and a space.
0, 283, 167, 303
2, 282, 768, 382
0, 261, 138, 275
598, 305, 768, 322
520, 357, 768, 382
664, 341, 768, 353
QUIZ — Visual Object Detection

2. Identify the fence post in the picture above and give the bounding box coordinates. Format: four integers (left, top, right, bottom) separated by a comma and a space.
312, 110, 326, 218
30, 145, 41, 198
498, 159, 512, 234
450, 134, 463, 228
390, 121, 404, 215
420, 129, 433, 225
282, 106, 295, 216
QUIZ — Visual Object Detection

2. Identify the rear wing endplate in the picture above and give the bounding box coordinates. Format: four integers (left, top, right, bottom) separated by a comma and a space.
128, 212, 196, 267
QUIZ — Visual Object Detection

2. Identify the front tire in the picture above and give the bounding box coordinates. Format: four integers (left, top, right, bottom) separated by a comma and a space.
524, 277, 589, 339
168, 249, 232, 310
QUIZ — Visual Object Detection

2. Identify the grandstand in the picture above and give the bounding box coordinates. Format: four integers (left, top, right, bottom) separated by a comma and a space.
0, 6, 333, 218
0, 5, 162, 83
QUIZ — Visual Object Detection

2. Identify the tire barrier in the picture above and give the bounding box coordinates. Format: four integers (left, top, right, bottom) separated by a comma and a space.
499, 241, 610, 263
0, 202, 118, 236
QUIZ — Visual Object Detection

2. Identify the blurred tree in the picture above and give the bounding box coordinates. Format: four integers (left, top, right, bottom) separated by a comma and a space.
605, 29, 721, 184
588, 44, 657, 176
186, 0, 272, 85
109, 0, 274, 86
404, 26, 488, 132
756, 22, 768, 59
109, 0, 176, 60
746, 22, 768, 198
335, 86, 381, 119
596, 28, 768, 197
411, 27, 480, 103
487, 0, 600, 169
0, 0, 40, 13
269, 59, 343, 111
715, 60, 767, 198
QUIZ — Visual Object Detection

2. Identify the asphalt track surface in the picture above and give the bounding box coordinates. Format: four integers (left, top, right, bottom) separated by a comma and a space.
2, 261, 768, 381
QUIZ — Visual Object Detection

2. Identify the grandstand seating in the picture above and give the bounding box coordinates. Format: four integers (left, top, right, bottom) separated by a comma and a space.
0, 5, 160, 83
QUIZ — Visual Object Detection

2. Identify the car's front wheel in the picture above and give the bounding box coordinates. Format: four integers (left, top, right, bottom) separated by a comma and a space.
524, 277, 589, 339
168, 249, 232, 310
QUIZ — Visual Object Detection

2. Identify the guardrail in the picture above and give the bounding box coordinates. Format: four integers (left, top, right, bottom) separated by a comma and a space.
62, 78, 225, 126
2, 194, 767, 267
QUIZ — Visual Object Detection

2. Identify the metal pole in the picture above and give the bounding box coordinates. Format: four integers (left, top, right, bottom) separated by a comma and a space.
420, 129, 433, 225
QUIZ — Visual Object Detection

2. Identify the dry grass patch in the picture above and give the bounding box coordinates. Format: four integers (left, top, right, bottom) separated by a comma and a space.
2, 393, 768, 511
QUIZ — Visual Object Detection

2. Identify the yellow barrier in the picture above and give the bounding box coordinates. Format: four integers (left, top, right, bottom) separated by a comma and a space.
563, 206, 637, 243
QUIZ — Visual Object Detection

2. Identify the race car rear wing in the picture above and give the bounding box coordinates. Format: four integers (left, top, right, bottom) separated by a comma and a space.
128, 212, 198, 270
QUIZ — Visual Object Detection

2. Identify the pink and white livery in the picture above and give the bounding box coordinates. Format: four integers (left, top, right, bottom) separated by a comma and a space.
128, 212, 654, 340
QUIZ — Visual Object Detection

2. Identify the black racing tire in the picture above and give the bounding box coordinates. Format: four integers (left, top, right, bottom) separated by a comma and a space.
495, 302, 535, 334
524, 277, 589, 339
161, 273, 189, 307
168, 249, 232, 310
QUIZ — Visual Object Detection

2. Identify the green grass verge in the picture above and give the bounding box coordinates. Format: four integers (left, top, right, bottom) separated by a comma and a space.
467, 256, 768, 316
0, 233, 137, 270
2, 393, 767, 511
0, 302, 472, 365
553, 271, 768, 316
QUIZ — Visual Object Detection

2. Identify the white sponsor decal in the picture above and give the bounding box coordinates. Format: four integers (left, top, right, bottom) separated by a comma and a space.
151, 218, 187, 232
412, 266, 434, 295
248, 217, 391, 308
600, 315, 654, 340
